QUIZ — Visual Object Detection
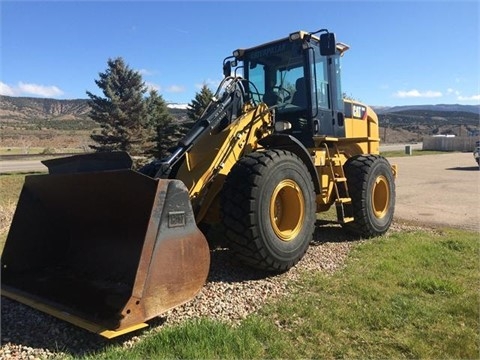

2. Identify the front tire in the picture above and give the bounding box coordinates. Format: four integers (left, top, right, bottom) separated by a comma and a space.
221, 149, 316, 272
343, 155, 395, 237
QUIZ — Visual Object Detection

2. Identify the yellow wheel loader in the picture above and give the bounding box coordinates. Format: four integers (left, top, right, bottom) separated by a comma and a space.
1, 29, 396, 338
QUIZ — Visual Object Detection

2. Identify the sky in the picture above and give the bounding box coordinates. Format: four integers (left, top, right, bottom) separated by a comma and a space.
1, 0, 479, 107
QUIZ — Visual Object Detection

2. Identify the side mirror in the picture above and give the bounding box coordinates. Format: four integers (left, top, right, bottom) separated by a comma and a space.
223, 61, 232, 77
223, 59, 238, 77
320, 32, 336, 56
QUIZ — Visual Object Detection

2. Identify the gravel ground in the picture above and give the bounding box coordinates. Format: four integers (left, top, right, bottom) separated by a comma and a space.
0, 221, 424, 359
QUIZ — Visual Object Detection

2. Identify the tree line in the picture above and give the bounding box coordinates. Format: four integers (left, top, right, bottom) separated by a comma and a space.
87, 57, 214, 167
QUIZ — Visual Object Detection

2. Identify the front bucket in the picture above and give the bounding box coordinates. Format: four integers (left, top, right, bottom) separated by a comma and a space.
1, 169, 210, 338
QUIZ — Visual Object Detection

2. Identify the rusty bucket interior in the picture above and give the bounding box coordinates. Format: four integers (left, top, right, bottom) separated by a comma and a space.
1, 169, 210, 338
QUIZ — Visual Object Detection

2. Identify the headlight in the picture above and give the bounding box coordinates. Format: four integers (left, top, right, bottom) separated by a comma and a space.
289, 32, 302, 41
274, 121, 292, 132
233, 49, 245, 59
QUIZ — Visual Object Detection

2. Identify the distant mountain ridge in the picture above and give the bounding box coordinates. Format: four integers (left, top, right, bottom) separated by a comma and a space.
0, 96, 480, 135
0, 95, 478, 146
0, 95, 191, 122
372, 104, 480, 115
0, 95, 90, 121
1, 95, 478, 121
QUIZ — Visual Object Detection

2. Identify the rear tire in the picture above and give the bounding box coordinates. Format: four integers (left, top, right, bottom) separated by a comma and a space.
221, 150, 316, 272
343, 155, 395, 238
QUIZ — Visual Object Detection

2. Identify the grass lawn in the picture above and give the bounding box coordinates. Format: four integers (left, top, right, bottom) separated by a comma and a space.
0, 173, 26, 204
380, 149, 451, 158
78, 228, 479, 359
263, 229, 479, 358
0, 173, 26, 247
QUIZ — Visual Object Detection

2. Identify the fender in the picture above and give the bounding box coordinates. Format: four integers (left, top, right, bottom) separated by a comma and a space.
258, 134, 321, 194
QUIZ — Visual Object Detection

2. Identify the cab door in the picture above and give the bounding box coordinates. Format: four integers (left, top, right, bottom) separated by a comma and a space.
310, 40, 345, 138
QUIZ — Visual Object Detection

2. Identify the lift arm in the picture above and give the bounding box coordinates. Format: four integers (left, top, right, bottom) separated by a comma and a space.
146, 77, 246, 179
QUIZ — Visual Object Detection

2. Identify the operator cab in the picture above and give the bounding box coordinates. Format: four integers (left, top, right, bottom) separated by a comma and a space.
227, 30, 349, 146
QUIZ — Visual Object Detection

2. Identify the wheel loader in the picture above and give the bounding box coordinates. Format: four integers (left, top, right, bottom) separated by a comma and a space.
1, 29, 396, 338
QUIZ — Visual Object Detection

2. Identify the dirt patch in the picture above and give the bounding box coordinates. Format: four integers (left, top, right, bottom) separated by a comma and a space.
388, 152, 479, 231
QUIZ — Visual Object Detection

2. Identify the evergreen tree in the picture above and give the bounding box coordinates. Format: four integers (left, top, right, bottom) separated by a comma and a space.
187, 84, 214, 122
87, 57, 153, 157
146, 89, 182, 159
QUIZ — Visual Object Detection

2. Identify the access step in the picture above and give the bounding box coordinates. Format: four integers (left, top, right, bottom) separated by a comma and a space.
335, 199, 354, 223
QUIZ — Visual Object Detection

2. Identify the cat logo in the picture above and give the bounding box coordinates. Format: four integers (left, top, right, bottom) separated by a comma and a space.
352, 104, 367, 120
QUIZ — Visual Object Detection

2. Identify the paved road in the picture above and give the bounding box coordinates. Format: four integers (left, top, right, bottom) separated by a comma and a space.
0, 159, 47, 173
389, 152, 479, 231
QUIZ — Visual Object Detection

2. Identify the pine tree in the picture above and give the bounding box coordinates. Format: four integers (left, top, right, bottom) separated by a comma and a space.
87, 57, 153, 157
146, 90, 182, 159
187, 84, 214, 122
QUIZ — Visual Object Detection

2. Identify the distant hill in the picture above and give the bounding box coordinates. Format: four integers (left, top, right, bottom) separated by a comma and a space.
373, 104, 480, 115
0, 95, 191, 149
0, 95, 190, 123
0, 95, 478, 148
377, 109, 478, 127
2, 95, 477, 124
374, 105, 479, 143
0, 95, 91, 122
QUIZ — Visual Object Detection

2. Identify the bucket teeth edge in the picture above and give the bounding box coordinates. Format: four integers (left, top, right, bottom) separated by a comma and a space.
1, 287, 148, 339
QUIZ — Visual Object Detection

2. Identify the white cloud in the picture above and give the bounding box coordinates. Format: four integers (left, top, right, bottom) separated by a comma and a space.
144, 82, 185, 94
458, 94, 480, 101
447, 88, 460, 96
0, 81, 64, 97
138, 68, 155, 76
447, 88, 480, 102
394, 89, 442, 98
0, 82, 15, 96
166, 85, 185, 93
18, 82, 64, 97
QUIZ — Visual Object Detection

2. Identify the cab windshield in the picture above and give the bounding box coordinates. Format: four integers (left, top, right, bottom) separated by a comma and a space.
243, 39, 307, 113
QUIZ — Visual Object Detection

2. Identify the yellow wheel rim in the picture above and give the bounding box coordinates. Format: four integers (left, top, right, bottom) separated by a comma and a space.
372, 175, 390, 218
269, 179, 305, 242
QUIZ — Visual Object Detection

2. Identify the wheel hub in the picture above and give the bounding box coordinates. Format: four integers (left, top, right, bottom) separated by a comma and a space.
372, 175, 390, 218
269, 179, 305, 241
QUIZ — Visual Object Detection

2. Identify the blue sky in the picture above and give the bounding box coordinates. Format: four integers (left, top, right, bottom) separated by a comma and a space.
1, 0, 479, 106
